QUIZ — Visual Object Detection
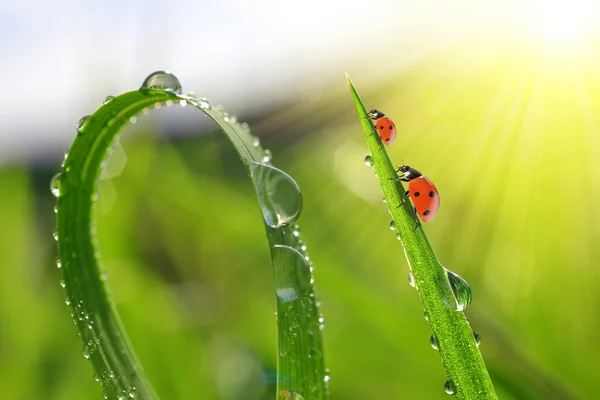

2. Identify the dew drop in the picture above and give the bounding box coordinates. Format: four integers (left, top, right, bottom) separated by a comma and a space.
408, 272, 416, 288
249, 161, 302, 228
473, 331, 481, 346
364, 155, 374, 166
430, 334, 439, 350
444, 379, 456, 395
442, 269, 472, 312
199, 97, 211, 110
56, 257, 62, 269
273, 245, 311, 303
389, 220, 396, 231
263, 149, 273, 163
253, 136, 261, 147
424, 311, 430, 321
50, 173, 61, 197
129, 116, 138, 124
59, 280, 66, 288
179, 99, 187, 107
82, 345, 91, 359
53, 229, 59, 241
140, 71, 182, 94
103, 96, 115, 105
77, 115, 91, 133
382, 197, 387, 203
395, 232, 402, 241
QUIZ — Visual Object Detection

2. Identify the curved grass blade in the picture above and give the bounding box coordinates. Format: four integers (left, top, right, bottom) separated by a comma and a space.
53, 72, 327, 399
347, 75, 497, 399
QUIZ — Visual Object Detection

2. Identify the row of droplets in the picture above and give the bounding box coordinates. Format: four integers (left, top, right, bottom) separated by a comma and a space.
364, 153, 480, 396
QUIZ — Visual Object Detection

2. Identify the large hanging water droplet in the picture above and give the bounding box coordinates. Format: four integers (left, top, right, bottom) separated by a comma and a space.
249, 161, 302, 228
199, 97, 211, 110
389, 220, 396, 231
140, 71, 182, 94
442, 268, 472, 312
430, 334, 439, 350
473, 331, 481, 346
77, 115, 91, 133
273, 245, 311, 303
444, 379, 456, 395
50, 173, 61, 197
364, 155, 374, 166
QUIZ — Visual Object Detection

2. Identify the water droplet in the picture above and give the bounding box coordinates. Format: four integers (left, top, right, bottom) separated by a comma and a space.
424, 311, 429, 321
382, 197, 387, 203
77, 115, 91, 133
278, 390, 305, 400
65, 297, 71, 306
83, 345, 91, 359
199, 97, 211, 110
364, 155, 374, 166
263, 149, 273, 163
253, 136, 261, 147
140, 71, 182, 94
249, 161, 302, 228
395, 232, 402, 240
129, 116, 138, 124
103, 96, 115, 105
389, 220, 396, 231
53, 229, 59, 241
50, 173, 61, 197
473, 331, 481, 346
443, 269, 472, 312
273, 245, 311, 303
153, 102, 162, 109
56, 257, 62, 269
444, 379, 456, 395
408, 272, 416, 288
179, 99, 187, 107
59, 280, 66, 288
430, 334, 439, 350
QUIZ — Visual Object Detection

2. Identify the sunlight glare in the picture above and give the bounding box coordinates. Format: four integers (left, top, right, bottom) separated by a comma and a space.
533, 1, 590, 43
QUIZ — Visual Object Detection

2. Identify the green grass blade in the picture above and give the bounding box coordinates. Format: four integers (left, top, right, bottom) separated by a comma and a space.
54, 72, 327, 399
347, 75, 497, 399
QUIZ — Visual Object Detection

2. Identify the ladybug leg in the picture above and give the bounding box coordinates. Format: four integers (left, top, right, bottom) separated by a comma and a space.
397, 190, 410, 208
411, 207, 421, 232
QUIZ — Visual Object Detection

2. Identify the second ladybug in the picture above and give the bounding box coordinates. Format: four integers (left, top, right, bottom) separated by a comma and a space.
368, 109, 396, 145
393, 165, 440, 229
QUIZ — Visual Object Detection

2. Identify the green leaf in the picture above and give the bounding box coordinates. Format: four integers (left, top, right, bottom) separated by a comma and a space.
54, 72, 327, 399
347, 74, 497, 400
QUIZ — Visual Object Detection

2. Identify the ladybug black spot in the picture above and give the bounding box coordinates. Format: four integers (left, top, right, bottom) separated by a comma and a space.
379, 125, 384, 129
424, 210, 431, 216
429, 191, 435, 197
390, 125, 394, 130
414, 192, 420, 197
386, 138, 391, 142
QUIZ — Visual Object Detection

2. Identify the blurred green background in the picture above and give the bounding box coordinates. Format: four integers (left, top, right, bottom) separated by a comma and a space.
2, 1, 600, 399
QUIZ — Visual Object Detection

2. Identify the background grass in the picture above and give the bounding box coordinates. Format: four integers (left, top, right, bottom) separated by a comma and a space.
2, 37, 598, 399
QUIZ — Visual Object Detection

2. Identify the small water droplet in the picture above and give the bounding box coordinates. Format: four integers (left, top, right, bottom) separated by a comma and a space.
140, 71, 182, 94
56, 257, 62, 269
443, 269, 472, 312
179, 99, 187, 107
424, 311, 429, 321
408, 272, 416, 288
103, 96, 115, 105
199, 97, 211, 110
153, 102, 162, 109
166, 100, 174, 107
389, 220, 396, 231
83, 345, 91, 359
274, 245, 311, 303
253, 136, 261, 147
65, 296, 71, 306
430, 334, 439, 350
50, 173, 61, 197
53, 229, 59, 241
77, 115, 91, 133
396, 232, 402, 240
473, 331, 481, 346
324, 374, 331, 383
364, 155, 374, 166
444, 379, 456, 395
382, 197, 387, 203
59, 280, 66, 288
250, 161, 302, 228
129, 116, 138, 124
263, 149, 273, 163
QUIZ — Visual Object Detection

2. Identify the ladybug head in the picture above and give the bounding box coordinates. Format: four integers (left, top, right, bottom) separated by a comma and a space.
398, 165, 422, 179
369, 109, 385, 119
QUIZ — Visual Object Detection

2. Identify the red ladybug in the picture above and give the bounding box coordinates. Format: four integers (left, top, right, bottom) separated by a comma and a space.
368, 109, 396, 145
393, 165, 440, 228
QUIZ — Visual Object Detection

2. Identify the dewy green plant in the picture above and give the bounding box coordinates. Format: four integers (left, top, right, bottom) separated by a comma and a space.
347, 75, 498, 399
52, 71, 328, 400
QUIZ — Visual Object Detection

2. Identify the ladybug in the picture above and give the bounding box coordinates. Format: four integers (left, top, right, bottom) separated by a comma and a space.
368, 109, 396, 145
393, 165, 440, 228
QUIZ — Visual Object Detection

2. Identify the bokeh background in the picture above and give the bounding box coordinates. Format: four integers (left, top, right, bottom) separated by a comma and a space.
2, 0, 600, 398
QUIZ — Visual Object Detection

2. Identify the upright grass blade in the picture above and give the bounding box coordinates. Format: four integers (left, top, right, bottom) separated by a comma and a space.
53, 72, 327, 399
347, 75, 497, 399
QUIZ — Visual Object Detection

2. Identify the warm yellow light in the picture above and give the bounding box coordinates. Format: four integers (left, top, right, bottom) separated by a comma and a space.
533, 1, 589, 43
